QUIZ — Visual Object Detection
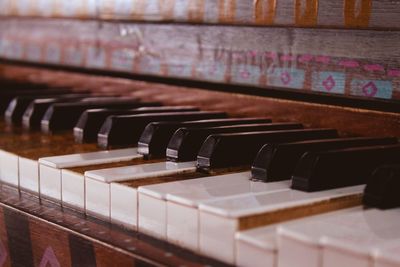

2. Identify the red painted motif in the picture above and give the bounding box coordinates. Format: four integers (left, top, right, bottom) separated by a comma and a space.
362, 81, 378, 97
281, 71, 291, 85
39, 247, 60, 267
322, 75, 336, 91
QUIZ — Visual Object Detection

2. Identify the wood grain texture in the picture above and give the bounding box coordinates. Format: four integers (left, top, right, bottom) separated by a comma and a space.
238, 192, 363, 230
1, 0, 400, 30
1, 18, 400, 102
4, 207, 34, 267
0, 206, 11, 267
0, 185, 229, 266
0, 63, 399, 139
30, 216, 72, 267
0, 125, 100, 160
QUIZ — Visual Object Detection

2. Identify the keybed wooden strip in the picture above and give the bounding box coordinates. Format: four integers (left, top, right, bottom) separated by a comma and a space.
0, 187, 226, 266
0, 0, 398, 30
1, 18, 400, 102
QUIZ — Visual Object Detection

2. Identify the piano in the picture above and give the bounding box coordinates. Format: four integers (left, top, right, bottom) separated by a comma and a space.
0, 1, 400, 266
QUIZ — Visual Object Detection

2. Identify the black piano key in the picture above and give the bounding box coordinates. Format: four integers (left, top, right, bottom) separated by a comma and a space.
291, 144, 400, 192
197, 128, 338, 171
23, 95, 125, 130
252, 137, 398, 182
0, 81, 49, 91
41, 98, 161, 133
22, 96, 113, 130
363, 164, 400, 209
138, 118, 273, 159
167, 123, 303, 162
0, 88, 74, 113
5, 94, 92, 125
74, 106, 199, 143
97, 111, 227, 148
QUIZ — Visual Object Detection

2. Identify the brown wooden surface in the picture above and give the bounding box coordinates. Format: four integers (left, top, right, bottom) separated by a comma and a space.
0, 125, 100, 160
1, 0, 399, 30
238, 192, 363, 231
0, 63, 399, 139
0, 61, 398, 266
67, 158, 161, 176
0, 185, 229, 266
1, 18, 400, 102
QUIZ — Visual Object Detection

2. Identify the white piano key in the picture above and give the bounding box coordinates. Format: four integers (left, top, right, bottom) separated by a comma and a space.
234, 209, 360, 267
0, 150, 19, 186
85, 161, 196, 221
19, 157, 39, 193
39, 164, 62, 202
277, 208, 400, 267
110, 182, 138, 229
236, 225, 279, 267
38, 148, 141, 202
138, 171, 252, 239
198, 185, 364, 264
86, 161, 196, 182
320, 209, 400, 267
373, 240, 400, 267
39, 148, 141, 168
165, 176, 289, 251
61, 169, 85, 211
85, 177, 110, 219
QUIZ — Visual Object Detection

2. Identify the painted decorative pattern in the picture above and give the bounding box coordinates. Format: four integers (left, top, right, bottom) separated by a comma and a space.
0, 18, 399, 101
1, 0, 400, 29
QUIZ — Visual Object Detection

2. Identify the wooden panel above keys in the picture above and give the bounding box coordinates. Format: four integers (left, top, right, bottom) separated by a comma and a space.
1, 0, 400, 30
0, 63, 399, 138
3, 19, 400, 104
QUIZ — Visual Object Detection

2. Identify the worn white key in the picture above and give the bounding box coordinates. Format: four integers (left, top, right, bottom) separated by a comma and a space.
61, 169, 86, 211
37, 148, 141, 203
235, 208, 360, 267
235, 223, 278, 267
278, 208, 400, 267
198, 185, 364, 264
138, 171, 253, 240
86, 161, 196, 221
373, 240, 400, 267
0, 150, 19, 186
320, 209, 400, 267
164, 174, 289, 251
19, 157, 39, 193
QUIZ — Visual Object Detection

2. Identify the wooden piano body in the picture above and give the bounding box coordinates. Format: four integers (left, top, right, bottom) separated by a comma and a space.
0, 1, 399, 266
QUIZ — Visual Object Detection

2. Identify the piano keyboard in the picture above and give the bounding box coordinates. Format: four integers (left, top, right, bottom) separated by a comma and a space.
0, 83, 400, 266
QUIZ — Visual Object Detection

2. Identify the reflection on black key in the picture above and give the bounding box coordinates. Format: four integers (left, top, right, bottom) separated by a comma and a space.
5, 94, 92, 125
23, 95, 123, 130
363, 164, 400, 209
167, 123, 303, 162
252, 137, 398, 182
197, 128, 338, 171
0, 88, 73, 113
292, 144, 400, 192
74, 106, 199, 143
98, 111, 227, 148
41, 99, 160, 133
138, 118, 273, 159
